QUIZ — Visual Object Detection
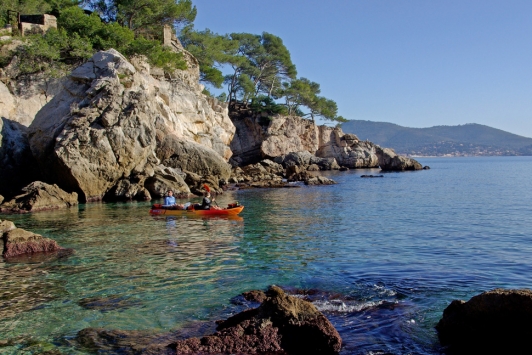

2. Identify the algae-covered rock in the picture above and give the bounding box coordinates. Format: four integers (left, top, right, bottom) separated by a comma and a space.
171, 285, 342, 354
2, 227, 63, 258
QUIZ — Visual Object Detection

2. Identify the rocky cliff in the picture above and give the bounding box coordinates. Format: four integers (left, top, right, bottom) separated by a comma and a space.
1, 39, 421, 203
1, 44, 235, 202
230, 114, 380, 168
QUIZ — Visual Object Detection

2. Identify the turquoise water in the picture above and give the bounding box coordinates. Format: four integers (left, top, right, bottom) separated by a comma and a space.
1, 156, 532, 354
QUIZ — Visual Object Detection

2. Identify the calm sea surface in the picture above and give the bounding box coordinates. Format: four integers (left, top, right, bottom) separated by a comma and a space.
1, 156, 532, 354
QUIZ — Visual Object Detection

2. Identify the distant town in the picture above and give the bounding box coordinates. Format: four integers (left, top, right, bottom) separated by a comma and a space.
403, 141, 532, 157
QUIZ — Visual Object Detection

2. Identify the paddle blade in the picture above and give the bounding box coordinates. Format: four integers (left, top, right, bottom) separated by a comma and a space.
203, 184, 211, 192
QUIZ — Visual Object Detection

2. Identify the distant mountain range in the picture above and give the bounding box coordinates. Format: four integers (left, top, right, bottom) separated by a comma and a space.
341, 120, 532, 157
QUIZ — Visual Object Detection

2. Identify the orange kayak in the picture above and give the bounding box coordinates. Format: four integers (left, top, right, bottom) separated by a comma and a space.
149, 205, 244, 216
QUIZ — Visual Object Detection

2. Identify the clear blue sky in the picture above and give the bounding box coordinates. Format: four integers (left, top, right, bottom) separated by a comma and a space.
190, 0, 532, 138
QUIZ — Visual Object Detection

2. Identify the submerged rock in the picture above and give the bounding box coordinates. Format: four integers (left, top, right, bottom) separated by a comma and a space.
0, 181, 78, 213
78, 295, 143, 312
436, 288, 532, 353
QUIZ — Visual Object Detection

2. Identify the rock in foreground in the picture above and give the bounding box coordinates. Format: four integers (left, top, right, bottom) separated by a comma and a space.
2, 226, 63, 258
436, 288, 532, 353
0, 181, 78, 213
171, 285, 341, 354
77, 286, 341, 355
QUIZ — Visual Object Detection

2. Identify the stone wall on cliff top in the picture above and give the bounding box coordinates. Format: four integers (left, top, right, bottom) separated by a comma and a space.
230, 114, 380, 169
25, 48, 234, 202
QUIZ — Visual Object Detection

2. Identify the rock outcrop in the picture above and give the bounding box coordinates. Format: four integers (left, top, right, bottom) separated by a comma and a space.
436, 289, 532, 353
0, 181, 78, 213
26, 49, 234, 202
375, 146, 422, 171
230, 114, 380, 169
172, 285, 341, 354
2, 224, 63, 258
229, 158, 337, 188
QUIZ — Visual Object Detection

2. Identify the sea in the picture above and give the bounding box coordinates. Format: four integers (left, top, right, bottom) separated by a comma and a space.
1, 156, 531, 355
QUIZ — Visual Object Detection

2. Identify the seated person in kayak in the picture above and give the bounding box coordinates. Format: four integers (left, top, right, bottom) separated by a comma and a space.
163, 190, 185, 209
194, 192, 220, 210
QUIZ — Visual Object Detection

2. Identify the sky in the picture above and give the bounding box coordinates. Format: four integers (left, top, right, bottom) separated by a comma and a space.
189, 0, 532, 138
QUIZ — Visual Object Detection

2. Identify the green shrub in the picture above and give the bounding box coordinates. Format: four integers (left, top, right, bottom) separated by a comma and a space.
124, 37, 186, 73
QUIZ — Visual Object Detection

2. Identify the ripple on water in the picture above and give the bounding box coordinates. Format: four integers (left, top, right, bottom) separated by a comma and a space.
0, 157, 531, 354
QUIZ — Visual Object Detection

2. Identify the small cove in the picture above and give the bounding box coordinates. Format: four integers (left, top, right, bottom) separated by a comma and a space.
1, 156, 532, 354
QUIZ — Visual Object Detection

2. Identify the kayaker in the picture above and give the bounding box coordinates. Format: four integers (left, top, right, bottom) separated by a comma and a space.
164, 190, 176, 207
195, 192, 216, 210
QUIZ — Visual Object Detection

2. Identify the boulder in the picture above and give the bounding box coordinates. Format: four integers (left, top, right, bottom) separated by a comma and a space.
145, 165, 191, 198
305, 176, 337, 186
375, 146, 422, 171
436, 289, 532, 353
104, 176, 152, 201
27, 49, 235, 202
2, 228, 63, 258
0, 195, 3, 204
157, 136, 231, 181
316, 128, 379, 169
170, 286, 342, 354
0, 181, 78, 213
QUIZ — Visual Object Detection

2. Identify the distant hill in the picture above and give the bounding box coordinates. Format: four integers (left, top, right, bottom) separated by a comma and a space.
341, 120, 532, 156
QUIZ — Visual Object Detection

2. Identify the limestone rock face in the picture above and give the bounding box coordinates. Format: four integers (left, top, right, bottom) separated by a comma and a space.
27, 49, 234, 202
375, 146, 422, 171
0, 181, 78, 213
0, 77, 65, 127
2, 227, 63, 258
436, 288, 532, 353
230, 114, 379, 169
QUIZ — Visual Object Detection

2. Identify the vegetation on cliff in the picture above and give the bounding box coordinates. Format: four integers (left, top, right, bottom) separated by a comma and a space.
0, 0, 190, 76
0, 0, 345, 122
180, 28, 346, 122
